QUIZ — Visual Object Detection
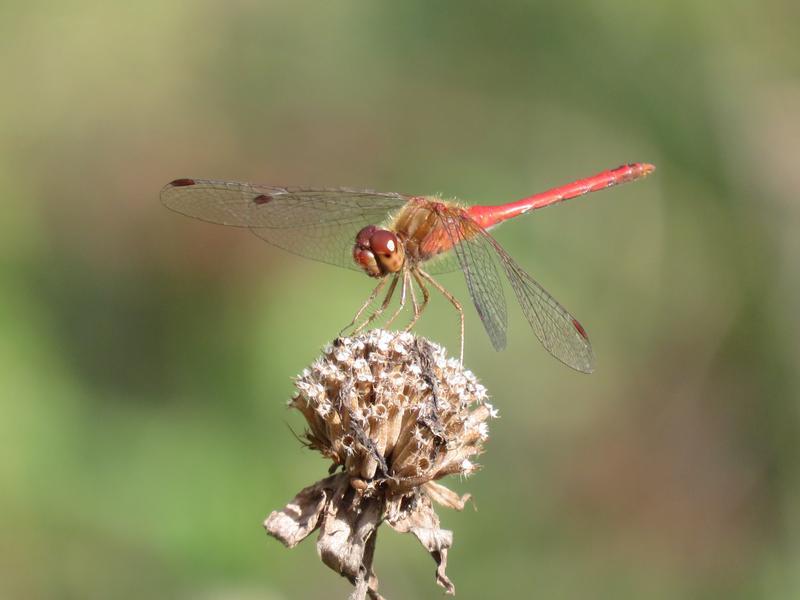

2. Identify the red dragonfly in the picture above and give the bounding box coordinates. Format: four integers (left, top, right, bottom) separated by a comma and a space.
162, 163, 654, 372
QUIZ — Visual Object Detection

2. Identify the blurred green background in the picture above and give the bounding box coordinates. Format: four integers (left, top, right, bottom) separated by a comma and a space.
2, 1, 799, 598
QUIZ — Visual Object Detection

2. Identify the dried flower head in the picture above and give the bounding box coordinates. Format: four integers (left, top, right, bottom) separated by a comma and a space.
264, 329, 496, 599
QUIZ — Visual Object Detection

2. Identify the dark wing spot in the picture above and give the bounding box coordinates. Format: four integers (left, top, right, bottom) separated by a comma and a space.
253, 194, 272, 205
572, 318, 589, 340
169, 178, 196, 187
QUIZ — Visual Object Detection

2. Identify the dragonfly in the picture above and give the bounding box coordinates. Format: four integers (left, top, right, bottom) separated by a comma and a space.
162, 162, 654, 372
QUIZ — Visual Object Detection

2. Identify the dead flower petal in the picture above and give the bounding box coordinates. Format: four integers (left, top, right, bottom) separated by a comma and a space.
423, 481, 472, 511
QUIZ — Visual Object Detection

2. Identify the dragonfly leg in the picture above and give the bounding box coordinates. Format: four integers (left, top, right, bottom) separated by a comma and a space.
409, 274, 420, 321
388, 272, 421, 348
341, 277, 389, 335
404, 269, 430, 333
384, 269, 409, 330
418, 269, 464, 363
352, 274, 399, 335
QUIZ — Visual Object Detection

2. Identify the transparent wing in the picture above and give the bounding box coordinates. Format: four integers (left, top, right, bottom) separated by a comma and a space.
161, 178, 409, 270
418, 250, 462, 276
437, 210, 508, 351
479, 229, 595, 373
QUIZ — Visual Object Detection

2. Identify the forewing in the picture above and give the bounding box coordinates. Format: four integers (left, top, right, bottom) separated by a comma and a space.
438, 210, 508, 351
481, 232, 595, 373
161, 179, 409, 270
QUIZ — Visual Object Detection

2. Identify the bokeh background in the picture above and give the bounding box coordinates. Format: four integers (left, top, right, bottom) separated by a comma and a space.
2, 1, 799, 599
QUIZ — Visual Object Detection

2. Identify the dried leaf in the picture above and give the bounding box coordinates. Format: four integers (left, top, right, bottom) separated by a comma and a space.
264, 476, 333, 547
386, 493, 456, 595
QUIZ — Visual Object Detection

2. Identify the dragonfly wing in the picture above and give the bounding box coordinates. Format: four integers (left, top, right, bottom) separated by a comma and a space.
161, 179, 409, 270
481, 231, 595, 373
438, 211, 508, 351
418, 251, 462, 276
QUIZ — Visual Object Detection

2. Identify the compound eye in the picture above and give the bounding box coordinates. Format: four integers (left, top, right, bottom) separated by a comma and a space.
355, 225, 378, 249
369, 230, 399, 257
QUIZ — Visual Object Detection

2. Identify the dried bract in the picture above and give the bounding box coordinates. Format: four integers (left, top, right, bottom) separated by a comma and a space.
264, 330, 496, 599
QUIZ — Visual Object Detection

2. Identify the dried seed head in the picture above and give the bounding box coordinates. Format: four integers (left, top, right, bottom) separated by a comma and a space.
265, 330, 496, 598
293, 330, 492, 490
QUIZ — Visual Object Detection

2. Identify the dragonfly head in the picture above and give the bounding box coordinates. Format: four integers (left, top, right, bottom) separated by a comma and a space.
353, 226, 405, 278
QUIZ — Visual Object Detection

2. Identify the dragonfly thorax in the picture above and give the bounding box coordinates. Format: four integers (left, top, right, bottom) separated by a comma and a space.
353, 225, 406, 278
